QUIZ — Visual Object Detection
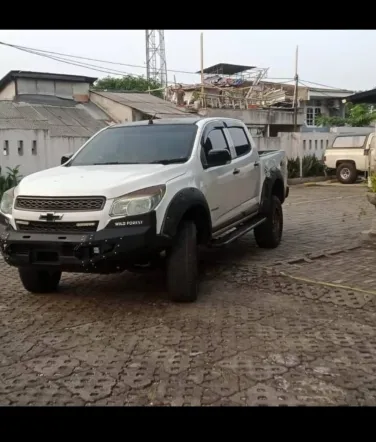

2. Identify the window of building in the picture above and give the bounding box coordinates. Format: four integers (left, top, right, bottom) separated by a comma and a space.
306, 107, 322, 126
17, 140, 24, 156
227, 127, 251, 157
32, 140, 37, 155
3, 140, 9, 156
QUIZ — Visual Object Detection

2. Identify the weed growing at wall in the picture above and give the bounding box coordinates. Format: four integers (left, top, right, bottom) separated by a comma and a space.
287, 155, 327, 178
370, 173, 376, 193
0, 166, 22, 199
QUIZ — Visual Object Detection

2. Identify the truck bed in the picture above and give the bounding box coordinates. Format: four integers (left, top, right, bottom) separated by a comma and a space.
258, 150, 280, 156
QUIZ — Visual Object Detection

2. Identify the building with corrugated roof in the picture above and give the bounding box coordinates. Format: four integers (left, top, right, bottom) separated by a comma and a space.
0, 70, 191, 176
90, 90, 193, 122
0, 70, 114, 175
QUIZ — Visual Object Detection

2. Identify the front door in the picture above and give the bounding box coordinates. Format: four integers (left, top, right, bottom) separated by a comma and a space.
199, 121, 244, 229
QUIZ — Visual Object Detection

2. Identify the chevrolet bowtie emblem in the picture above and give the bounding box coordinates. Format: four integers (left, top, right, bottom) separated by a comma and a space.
39, 213, 63, 222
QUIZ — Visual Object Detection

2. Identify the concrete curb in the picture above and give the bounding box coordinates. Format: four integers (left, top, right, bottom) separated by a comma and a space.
287, 176, 332, 186
305, 181, 367, 188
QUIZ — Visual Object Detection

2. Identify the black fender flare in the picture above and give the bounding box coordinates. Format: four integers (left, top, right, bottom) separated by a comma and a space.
161, 188, 212, 239
260, 168, 285, 215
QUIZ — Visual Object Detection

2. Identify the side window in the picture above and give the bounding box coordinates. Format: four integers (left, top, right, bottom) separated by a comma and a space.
201, 128, 229, 166
228, 127, 251, 157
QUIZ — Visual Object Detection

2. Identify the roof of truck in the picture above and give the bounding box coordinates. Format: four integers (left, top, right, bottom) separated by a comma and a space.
111, 117, 249, 129
113, 117, 202, 127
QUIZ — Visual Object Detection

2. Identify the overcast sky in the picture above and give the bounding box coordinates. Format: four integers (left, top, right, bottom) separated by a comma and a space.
0, 30, 373, 91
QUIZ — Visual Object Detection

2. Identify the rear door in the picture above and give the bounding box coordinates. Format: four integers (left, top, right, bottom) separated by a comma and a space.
224, 123, 261, 214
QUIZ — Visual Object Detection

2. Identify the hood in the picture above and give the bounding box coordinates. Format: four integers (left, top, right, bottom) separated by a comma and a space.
16, 164, 187, 199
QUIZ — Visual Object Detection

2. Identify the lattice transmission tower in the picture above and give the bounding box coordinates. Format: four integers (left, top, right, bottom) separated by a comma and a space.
145, 30, 168, 87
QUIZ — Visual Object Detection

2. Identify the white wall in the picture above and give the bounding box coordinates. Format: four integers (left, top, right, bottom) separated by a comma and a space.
0, 126, 335, 178
0, 81, 16, 100
330, 127, 375, 134
0, 129, 49, 176
0, 128, 88, 176
90, 92, 133, 123
48, 136, 88, 166
202, 107, 305, 126
255, 132, 335, 160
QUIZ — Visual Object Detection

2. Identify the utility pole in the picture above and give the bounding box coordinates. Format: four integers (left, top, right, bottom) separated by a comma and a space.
293, 45, 299, 132
200, 32, 205, 108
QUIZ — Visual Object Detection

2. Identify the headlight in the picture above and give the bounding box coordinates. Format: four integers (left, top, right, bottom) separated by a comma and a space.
110, 185, 166, 217
0, 187, 15, 215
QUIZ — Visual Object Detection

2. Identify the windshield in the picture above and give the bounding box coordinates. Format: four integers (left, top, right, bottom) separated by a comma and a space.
68, 124, 198, 166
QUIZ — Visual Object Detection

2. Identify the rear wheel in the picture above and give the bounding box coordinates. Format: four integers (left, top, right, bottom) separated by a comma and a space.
19, 267, 62, 294
166, 221, 198, 303
336, 162, 357, 184
254, 195, 283, 249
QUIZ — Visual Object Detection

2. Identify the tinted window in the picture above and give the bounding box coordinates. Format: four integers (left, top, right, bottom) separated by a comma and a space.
206, 128, 229, 151
201, 128, 229, 166
228, 127, 251, 157
69, 124, 198, 166
331, 135, 366, 148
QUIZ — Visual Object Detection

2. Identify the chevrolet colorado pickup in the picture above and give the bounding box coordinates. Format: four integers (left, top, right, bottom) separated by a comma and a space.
0, 117, 288, 303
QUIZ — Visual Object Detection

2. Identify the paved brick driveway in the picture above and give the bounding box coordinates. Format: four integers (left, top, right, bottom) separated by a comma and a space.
1, 184, 376, 406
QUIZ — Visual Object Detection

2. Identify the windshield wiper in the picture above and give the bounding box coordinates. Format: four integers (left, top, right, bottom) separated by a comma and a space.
148, 158, 188, 165
92, 161, 141, 165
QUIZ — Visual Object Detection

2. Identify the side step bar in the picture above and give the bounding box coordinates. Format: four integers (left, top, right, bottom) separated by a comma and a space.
210, 216, 266, 248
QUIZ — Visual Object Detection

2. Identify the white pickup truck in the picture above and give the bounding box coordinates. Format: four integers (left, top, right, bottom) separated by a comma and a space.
0, 117, 288, 303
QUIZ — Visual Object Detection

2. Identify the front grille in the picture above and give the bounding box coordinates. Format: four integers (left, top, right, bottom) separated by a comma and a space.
15, 220, 98, 233
15, 196, 106, 212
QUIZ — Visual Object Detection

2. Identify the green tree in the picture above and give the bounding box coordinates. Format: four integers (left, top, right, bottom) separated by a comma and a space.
93, 75, 163, 98
316, 103, 376, 127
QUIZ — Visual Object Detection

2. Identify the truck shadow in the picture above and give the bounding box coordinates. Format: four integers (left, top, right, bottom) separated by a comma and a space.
55, 236, 264, 303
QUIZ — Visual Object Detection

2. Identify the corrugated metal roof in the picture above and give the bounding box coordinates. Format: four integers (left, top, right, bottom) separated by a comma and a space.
197, 63, 255, 75
92, 91, 192, 119
0, 100, 110, 137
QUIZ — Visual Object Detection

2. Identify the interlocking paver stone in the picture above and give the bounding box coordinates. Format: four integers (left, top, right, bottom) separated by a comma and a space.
1, 185, 376, 405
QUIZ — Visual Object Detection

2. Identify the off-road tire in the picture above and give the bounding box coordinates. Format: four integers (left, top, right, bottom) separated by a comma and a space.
254, 195, 283, 249
19, 267, 62, 294
336, 162, 357, 184
166, 221, 198, 303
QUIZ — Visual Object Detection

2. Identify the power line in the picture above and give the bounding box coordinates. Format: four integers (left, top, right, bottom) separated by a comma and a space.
0, 43, 180, 87
0, 40, 197, 76
4, 39, 349, 96
300, 78, 350, 91
1, 44, 147, 79
298, 79, 343, 98
0, 40, 296, 82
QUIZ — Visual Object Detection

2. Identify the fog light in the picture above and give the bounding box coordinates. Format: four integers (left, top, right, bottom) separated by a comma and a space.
93, 247, 100, 255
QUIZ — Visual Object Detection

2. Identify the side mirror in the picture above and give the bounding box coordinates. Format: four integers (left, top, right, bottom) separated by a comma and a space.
207, 149, 231, 168
61, 153, 73, 165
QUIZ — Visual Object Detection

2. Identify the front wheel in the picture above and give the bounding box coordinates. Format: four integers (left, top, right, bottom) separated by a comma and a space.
19, 267, 62, 294
166, 221, 198, 303
254, 195, 283, 249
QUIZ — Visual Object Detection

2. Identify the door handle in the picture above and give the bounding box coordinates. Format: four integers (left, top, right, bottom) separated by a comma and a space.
233, 168, 240, 175
254, 162, 260, 167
